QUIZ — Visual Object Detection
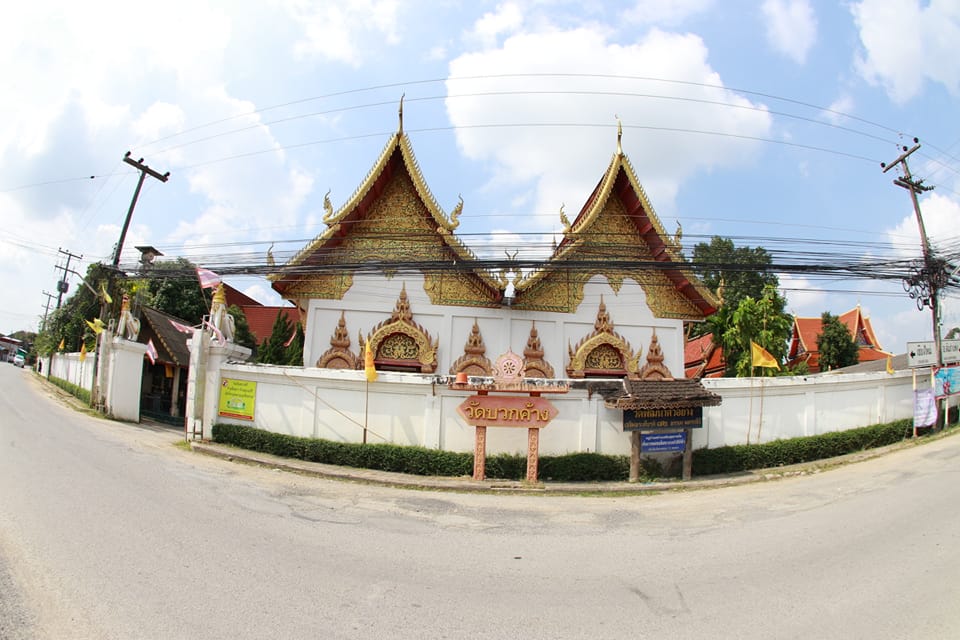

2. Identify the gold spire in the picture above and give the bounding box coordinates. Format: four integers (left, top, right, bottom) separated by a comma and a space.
398, 93, 405, 133
616, 115, 623, 155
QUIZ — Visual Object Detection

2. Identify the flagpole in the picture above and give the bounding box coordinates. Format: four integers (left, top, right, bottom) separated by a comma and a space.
757, 374, 765, 443
747, 372, 754, 445
363, 379, 369, 445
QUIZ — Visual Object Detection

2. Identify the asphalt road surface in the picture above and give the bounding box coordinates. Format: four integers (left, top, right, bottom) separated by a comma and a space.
1, 363, 959, 639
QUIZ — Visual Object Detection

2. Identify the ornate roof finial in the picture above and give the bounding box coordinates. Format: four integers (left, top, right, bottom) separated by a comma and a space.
559, 203, 571, 235
323, 189, 334, 223
616, 114, 623, 155
449, 194, 463, 230
398, 93, 405, 133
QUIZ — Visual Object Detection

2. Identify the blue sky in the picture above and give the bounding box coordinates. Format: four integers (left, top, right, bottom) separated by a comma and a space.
2, 0, 959, 356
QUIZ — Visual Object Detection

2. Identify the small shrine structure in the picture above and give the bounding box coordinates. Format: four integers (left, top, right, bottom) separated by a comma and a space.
602, 333, 721, 480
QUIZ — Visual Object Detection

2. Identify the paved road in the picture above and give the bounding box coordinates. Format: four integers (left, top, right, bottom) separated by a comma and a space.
2, 363, 959, 639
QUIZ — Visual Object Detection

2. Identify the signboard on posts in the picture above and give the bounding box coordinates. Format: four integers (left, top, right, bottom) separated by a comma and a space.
907, 340, 960, 368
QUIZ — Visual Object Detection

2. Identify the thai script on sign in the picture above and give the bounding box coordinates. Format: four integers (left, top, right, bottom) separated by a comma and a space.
623, 406, 702, 431
456, 395, 558, 428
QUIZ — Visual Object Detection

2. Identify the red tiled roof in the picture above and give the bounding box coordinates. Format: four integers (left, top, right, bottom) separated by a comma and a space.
787, 306, 892, 372
684, 333, 725, 378
241, 306, 299, 344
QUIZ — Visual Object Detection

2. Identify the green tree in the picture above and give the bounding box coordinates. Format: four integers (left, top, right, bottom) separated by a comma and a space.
228, 305, 258, 354
37, 262, 115, 355
141, 258, 209, 324
257, 311, 302, 365
717, 284, 792, 377
817, 312, 859, 371
692, 236, 779, 310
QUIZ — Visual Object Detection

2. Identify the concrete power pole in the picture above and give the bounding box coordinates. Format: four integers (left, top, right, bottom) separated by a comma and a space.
112, 152, 169, 268
881, 139, 944, 426
54, 248, 82, 309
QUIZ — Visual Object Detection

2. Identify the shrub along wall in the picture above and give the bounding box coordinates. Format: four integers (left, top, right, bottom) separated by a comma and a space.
213, 419, 927, 482
48, 375, 91, 406
691, 419, 917, 475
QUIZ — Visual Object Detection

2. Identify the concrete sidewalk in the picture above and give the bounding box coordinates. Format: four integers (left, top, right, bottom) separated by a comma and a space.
187, 435, 931, 495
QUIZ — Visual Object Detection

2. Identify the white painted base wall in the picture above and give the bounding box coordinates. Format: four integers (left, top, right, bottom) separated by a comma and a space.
211, 363, 928, 455
43, 352, 96, 391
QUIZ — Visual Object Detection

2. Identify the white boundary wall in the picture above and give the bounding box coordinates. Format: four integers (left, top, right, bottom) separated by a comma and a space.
43, 352, 96, 392
212, 363, 925, 455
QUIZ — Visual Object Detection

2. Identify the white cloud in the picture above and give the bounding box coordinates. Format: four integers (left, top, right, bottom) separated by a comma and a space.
762, 0, 817, 64
621, 0, 713, 26
886, 192, 960, 258
286, 0, 402, 65
446, 26, 772, 231
467, 2, 524, 49
852, 0, 960, 103
822, 95, 855, 125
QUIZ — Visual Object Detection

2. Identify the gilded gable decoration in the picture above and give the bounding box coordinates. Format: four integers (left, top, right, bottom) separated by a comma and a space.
512, 128, 717, 320
566, 297, 640, 379
449, 320, 492, 376
270, 120, 503, 307
363, 284, 438, 373
522, 322, 555, 378
638, 332, 672, 380
316, 311, 358, 369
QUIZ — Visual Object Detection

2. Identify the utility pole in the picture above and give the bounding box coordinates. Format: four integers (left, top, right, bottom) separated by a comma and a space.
54, 248, 82, 309
40, 290, 56, 331
112, 152, 169, 268
882, 138, 945, 426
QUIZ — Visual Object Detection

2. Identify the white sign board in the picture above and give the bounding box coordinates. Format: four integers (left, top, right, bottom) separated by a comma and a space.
906, 340, 960, 368
942, 339, 960, 365
907, 341, 937, 368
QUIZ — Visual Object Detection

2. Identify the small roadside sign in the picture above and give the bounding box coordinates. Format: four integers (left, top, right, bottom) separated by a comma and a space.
907, 341, 937, 368
907, 340, 960, 368
641, 431, 687, 453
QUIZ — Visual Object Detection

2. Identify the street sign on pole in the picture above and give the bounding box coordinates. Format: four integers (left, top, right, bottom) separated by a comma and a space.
907, 340, 960, 368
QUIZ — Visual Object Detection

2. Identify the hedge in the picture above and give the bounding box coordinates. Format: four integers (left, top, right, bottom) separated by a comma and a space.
213, 418, 927, 482
212, 423, 637, 481
691, 419, 917, 475
47, 375, 91, 406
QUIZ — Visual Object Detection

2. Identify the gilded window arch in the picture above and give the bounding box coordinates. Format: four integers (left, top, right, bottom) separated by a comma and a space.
360, 284, 438, 373
566, 298, 640, 379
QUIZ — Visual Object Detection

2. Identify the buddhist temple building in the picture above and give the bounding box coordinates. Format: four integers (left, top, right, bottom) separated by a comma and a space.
787, 305, 892, 373
269, 111, 717, 384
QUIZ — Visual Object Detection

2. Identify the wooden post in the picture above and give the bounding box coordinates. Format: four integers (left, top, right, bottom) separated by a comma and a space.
629, 431, 641, 482
526, 427, 540, 483
473, 425, 487, 480
682, 427, 693, 481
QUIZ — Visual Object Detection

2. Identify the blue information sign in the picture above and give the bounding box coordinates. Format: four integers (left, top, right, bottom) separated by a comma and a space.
641, 431, 687, 453
623, 407, 702, 431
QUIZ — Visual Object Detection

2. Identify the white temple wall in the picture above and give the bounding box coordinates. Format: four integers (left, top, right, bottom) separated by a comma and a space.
302, 273, 686, 378
210, 363, 923, 456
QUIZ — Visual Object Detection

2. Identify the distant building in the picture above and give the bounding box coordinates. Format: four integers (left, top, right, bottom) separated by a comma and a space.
220, 283, 299, 346
0, 335, 23, 362
684, 333, 725, 378
787, 305, 891, 373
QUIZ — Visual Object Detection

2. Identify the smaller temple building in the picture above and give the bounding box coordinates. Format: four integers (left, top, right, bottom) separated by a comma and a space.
787, 305, 892, 373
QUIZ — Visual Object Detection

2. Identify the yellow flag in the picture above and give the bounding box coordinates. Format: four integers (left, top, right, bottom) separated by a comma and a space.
86, 318, 105, 334
364, 340, 377, 382
100, 282, 113, 304
750, 341, 780, 369
886, 355, 894, 374
79, 343, 87, 362
58, 338, 65, 351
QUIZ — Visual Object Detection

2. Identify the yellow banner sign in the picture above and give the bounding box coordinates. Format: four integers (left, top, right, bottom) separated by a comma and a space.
218, 378, 257, 421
